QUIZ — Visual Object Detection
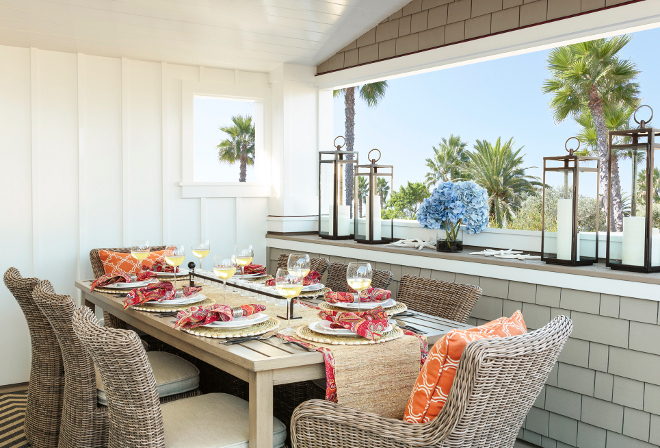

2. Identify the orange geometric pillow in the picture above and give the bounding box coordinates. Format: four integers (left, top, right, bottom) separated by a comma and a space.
99, 250, 166, 275
404, 311, 527, 424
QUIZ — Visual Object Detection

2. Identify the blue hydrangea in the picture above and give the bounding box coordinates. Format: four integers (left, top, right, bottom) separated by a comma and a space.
417, 181, 489, 234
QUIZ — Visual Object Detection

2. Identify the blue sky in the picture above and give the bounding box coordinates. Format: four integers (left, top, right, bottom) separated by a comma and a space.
333, 27, 660, 197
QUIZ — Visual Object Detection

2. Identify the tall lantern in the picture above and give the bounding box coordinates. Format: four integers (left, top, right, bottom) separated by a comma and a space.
607, 105, 660, 272
541, 137, 601, 266
354, 149, 394, 244
318, 136, 359, 240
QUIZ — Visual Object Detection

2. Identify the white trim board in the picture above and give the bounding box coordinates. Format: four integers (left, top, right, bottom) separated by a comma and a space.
266, 236, 660, 301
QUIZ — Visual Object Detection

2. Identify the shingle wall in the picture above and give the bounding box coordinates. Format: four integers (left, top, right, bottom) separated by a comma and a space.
268, 245, 660, 448
316, 0, 638, 75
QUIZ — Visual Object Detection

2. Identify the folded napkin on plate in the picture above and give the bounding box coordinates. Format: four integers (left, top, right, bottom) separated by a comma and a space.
91, 272, 132, 292
136, 271, 157, 281
142, 260, 178, 273
318, 307, 389, 341
243, 264, 267, 275
324, 287, 391, 304
174, 303, 266, 329
265, 270, 320, 287
122, 282, 202, 309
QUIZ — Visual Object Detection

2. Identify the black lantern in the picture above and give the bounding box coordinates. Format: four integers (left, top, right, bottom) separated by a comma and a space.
354, 149, 394, 244
541, 137, 601, 266
606, 105, 660, 272
318, 136, 359, 239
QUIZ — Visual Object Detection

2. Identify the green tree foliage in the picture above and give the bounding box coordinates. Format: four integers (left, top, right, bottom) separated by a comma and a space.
217, 115, 255, 183
382, 182, 430, 220
376, 177, 390, 206
424, 135, 469, 188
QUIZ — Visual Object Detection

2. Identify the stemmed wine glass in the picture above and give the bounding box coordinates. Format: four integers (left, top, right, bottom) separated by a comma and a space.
192, 239, 211, 283
287, 253, 311, 278
275, 268, 303, 335
234, 245, 254, 277
213, 255, 236, 305
346, 262, 372, 313
131, 241, 150, 262
164, 245, 185, 285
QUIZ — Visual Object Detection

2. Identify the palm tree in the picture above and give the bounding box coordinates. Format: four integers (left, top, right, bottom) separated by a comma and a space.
542, 36, 640, 231
424, 135, 469, 187
376, 177, 390, 207
333, 82, 388, 213
356, 177, 369, 217
217, 115, 255, 182
466, 137, 541, 227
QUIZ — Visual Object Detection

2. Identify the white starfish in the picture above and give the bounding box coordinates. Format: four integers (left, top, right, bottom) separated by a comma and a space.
469, 249, 523, 257
493, 253, 541, 260
387, 238, 436, 251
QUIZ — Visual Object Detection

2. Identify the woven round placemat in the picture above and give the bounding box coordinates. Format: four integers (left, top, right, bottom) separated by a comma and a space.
318, 301, 407, 315
298, 287, 330, 298
181, 317, 280, 339
296, 324, 403, 345
130, 297, 212, 313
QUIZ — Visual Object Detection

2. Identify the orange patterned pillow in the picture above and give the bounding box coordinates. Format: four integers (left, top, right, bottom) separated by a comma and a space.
404, 311, 527, 424
98, 250, 166, 275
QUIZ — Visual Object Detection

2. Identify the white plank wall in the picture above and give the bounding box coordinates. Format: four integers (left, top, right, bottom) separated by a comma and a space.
0, 45, 270, 385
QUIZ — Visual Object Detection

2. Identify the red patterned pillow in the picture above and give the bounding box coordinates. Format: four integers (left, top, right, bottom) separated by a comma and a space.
99, 250, 166, 275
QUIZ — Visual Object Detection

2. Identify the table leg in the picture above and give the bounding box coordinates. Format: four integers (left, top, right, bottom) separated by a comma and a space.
84, 295, 96, 314
249, 370, 273, 448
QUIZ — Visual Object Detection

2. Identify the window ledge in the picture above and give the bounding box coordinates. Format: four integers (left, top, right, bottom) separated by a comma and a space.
179, 182, 274, 198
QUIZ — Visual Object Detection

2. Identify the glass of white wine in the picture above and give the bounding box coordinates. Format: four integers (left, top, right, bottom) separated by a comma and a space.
130, 241, 150, 269
287, 253, 311, 278
346, 262, 372, 313
213, 255, 237, 304
234, 244, 254, 277
164, 245, 186, 285
192, 239, 211, 283
275, 268, 303, 335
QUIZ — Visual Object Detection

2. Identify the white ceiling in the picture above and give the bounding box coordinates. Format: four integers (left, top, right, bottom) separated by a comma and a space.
0, 0, 410, 72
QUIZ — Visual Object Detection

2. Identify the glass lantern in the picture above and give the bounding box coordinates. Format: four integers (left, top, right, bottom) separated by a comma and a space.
354, 149, 394, 244
541, 137, 601, 266
607, 105, 660, 272
318, 136, 359, 240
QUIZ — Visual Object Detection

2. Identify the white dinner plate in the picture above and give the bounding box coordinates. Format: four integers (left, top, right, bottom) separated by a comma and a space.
149, 294, 206, 306
154, 268, 189, 277
302, 283, 324, 292
103, 280, 156, 290
202, 313, 270, 328
234, 273, 266, 279
308, 320, 393, 337
328, 298, 396, 310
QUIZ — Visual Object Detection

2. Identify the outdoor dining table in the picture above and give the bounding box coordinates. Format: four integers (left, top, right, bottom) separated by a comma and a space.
76, 279, 472, 448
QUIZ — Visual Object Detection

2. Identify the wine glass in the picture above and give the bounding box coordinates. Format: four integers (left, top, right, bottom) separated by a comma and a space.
346, 262, 372, 313
234, 244, 254, 276
192, 239, 211, 282
213, 255, 237, 304
275, 268, 303, 335
164, 245, 185, 285
287, 253, 311, 278
131, 241, 150, 265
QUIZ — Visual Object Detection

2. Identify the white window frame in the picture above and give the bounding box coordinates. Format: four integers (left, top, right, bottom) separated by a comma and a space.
181, 80, 272, 198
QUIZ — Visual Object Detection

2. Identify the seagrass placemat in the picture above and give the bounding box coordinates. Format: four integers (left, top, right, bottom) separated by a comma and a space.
318, 301, 407, 315
296, 325, 403, 345
181, 317, 280, 339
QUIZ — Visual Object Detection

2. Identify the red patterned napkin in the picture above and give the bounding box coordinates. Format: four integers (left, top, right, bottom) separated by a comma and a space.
324, 287, 391, 304
122, 281, 201, 309
318, 307, 389, 341
303, 271, 321, 286
174, 303, 266, 329
136, 271, 157, 281
243, 264, 267, 275
324, 291, 355, 303
91, 272, 132, 292
142, 260, 178, 273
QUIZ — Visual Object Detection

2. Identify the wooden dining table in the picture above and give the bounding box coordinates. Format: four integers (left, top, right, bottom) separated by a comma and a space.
76, 279, 472, 448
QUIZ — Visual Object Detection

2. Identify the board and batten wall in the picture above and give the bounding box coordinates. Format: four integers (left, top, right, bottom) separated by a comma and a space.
267, 243, 660, 448
0, 45, 270, 386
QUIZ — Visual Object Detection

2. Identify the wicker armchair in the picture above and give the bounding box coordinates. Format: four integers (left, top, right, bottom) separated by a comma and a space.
291, 315, 573, 448
325, 262, 393, 293
3, 267, 64, 448
276, 254, 330, 275
71, 306, 286, 448
89, 246, 166, 329
397, 275, 481, 323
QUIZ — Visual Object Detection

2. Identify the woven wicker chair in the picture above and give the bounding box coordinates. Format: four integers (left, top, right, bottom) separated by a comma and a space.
32, 281, 202, 447
89, 246, 166, 329
3, 267, 64, 448
291, 315, 573, 448
325, 262, 393, 293
397, 275, 481, 323
276, 254, 330, 275
72, 306, 286, 448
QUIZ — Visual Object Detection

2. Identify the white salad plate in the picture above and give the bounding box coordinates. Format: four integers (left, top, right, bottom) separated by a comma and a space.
302, 283, 324, 292
103, 279, 157, 290
149, 294, 206, 306
154, 268, 189, 277
234, 273, 266, 279
202, 313, 270, 328
308, 320, 393, 337
329, 298, 396, 310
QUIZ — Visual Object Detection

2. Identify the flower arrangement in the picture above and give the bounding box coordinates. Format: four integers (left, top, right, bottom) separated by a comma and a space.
417, 181, 489, 252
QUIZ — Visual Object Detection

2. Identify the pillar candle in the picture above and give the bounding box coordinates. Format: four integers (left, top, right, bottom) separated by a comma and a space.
556, 199, 573, 260
622, 216, 646, 266
328, 205, 351, 236
366, 194, 382, 241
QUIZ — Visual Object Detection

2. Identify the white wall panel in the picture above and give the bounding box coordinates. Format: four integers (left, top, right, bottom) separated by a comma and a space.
206, 198, 237, 264
0, 45, 33, 385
